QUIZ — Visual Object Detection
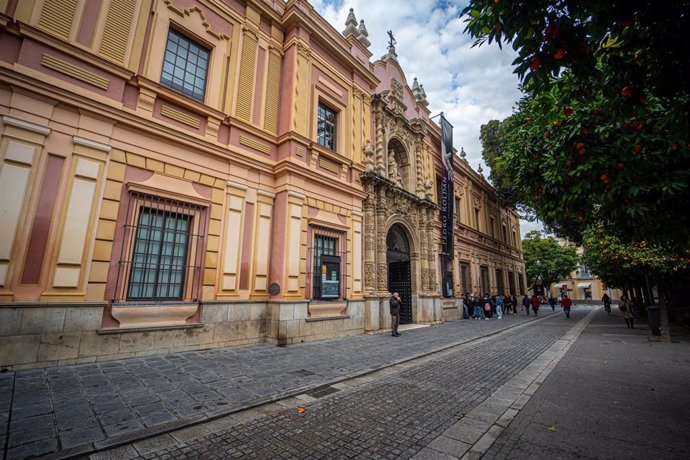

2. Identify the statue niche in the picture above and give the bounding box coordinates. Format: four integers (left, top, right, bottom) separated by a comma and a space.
387, 138, 411, 191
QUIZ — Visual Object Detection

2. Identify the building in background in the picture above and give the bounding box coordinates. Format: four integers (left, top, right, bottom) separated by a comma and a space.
0, 0, 523, 370
552, 246, 620, 302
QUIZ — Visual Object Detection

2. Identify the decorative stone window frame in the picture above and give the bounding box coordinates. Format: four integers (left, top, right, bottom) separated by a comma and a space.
104, 176, 211, 330
312, 84, 347, 157
160, 27, 212, 103
111, 190, 208, 304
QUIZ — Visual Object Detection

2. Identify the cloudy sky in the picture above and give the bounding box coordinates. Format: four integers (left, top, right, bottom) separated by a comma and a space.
310, 0, 544, 236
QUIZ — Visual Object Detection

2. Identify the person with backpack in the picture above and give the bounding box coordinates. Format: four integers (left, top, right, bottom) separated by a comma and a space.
483, 294, 493, 320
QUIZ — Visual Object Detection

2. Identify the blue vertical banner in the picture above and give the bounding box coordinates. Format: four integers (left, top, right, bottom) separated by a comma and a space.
440, 114, 454, 257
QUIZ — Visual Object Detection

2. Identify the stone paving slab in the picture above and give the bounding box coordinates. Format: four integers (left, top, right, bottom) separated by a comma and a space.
2, 309, 558, 459
483, 308, 690, 460
412, 307, 598, 460
108, 307, 582, 459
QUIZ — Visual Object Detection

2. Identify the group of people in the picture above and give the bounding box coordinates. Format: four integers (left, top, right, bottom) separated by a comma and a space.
389, 289, 632, 338
458, 293, 571, 320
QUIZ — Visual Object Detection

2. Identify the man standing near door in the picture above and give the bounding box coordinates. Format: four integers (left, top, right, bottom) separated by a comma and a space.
390, 292, 402, 337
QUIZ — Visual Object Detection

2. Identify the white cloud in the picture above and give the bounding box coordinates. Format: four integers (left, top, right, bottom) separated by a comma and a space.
314, 1, 519, 169
313, 0, 543, 238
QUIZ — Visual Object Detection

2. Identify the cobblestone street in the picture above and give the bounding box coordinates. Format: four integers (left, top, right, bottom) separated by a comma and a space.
96, 309, 586, 459
2, 310, 555, 459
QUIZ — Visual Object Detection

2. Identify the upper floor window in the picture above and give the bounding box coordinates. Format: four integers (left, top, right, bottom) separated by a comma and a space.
455, 197, 461, 222
161, 29, 210, 102
317, 103, 337, 150
577, 264, 592, 278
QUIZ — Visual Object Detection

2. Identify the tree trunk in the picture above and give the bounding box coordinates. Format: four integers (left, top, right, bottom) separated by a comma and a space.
658, 281, 672, 342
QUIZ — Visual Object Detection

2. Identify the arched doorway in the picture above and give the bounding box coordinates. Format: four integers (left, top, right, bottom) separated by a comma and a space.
387, 224, 412, 324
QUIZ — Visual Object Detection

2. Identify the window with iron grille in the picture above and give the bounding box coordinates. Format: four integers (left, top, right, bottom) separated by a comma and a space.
309, 228, 344, 300
161, 28, 210, 102
316, 103, 337, 151
114, 193, 206, 303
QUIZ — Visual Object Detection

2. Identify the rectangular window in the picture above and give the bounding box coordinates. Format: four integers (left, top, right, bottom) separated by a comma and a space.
480, 266, 489, 295
508, 271, 516, 295
502, 225, 508, 243
460, 263, 470, 295
113, 193, 206, 303
518, 273, 526, 295
455, 197, 461, 223
160, 29, 210, 102
474, 208, 480, 230
311, 229, 344, 299
495, 268, 505, 295
316, 103, 337, 151
128, 209, 190, 300
490, 217, 495, 238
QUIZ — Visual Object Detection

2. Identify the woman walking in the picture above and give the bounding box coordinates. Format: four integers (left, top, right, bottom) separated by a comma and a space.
620, 294, 634, 328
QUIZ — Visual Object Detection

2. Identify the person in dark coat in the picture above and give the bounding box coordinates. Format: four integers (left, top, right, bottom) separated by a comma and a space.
522, 294, 531, 315
548, 295, 557, 311
390, 292, 402, 337
530, 294, 540, 316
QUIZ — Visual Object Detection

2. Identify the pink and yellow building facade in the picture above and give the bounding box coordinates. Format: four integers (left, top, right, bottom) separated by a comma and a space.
0, 0, 524, 370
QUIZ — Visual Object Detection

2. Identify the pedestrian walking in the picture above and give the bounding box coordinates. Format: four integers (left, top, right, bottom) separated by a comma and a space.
530, 294, 540, 316
511, 294, 518, 314
619, 294, 634, 328
561, 294, 572, 318
549, 295, 557, 312
522, 294, 531, 315
504, 294, 513, 316
462, 293, 470, 319
496, 294, 504, 319
390, 292, 402, 337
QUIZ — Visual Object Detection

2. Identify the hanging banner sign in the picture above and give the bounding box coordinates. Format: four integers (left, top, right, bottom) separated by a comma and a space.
440, 114, 454, 256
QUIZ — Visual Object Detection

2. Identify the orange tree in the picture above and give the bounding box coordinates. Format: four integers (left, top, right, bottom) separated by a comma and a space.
462, 0, 690, 248
582, 223, 690, 337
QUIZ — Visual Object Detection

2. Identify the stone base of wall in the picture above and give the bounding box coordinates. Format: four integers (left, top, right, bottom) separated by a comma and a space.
0, 299, 372, 370
442, 299, 463, 322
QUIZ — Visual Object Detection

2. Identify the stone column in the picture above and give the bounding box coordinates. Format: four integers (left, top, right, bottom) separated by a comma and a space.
418, 208, 429, 294
375, 104, 385, 176
427, 208, 437, 292
363, 184, 377, 294
415, 138, 425, 198
376, 188, 388, 293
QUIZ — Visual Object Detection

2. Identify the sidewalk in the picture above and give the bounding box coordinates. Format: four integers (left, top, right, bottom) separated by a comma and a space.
2, 308, 557, 460
483, 307, 690, 459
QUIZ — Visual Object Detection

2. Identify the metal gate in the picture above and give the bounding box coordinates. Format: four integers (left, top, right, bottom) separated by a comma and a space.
388, 261, 412, 324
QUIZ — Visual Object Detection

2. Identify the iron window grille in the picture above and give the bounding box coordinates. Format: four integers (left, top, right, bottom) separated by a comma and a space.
160, 28, 210, 102
308, 227, 345, 300
316, 103, 337, 151
113, 192, 206, 303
